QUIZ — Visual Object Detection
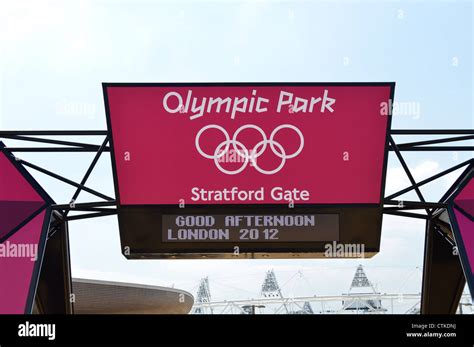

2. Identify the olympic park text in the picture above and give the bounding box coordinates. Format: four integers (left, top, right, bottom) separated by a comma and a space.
162, 89, 336, 120
190, 186, 310, 202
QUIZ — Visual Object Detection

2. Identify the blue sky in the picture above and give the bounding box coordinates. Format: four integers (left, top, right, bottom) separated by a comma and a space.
0, 0, 472, 312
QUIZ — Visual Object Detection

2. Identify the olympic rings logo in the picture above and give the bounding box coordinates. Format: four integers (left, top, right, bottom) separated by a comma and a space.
195, 124, 304, 175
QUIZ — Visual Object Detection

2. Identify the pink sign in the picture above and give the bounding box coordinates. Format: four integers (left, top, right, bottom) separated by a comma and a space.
454, 209, 473, 274
0, 153, 44, 240
0, 211, 46, 313
105, 83, 393, 206
452, 176, 474, 275
0, 144, 51, 313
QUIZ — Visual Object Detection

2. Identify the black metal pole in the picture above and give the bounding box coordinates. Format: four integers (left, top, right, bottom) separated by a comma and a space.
396, 135, 474, 148
6, 147, 111, 152
391, 130, 474, 135
66, 137, 110, 216
385, 159, 472, 200
389, 136, 430, 215
19, 159, 114, 201
0, 130, 107, 136
52, 201, 117, 210
383, 210, 430, 220
0, 134, 107, 150
65, 210, 118, 221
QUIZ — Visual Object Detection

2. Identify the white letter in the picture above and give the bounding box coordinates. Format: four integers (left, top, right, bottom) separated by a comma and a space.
277, 91, 293, 112
190, 97, 207, 120
321, 89, 335, 112
18, 323, 26, 337
163, 92, 183, 113
324, 243, 332, 257
49, 325, 56, 341
191, 187, 200, 201
168, 229, 177, 240
231, 97, 247, 119
256, 97, 269, 113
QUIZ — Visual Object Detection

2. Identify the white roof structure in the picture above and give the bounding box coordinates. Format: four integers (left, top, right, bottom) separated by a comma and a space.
342, 265, 386, 312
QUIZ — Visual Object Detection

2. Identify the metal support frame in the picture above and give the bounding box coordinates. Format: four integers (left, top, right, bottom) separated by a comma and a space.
0, 128, 472, 222
0, 131, 115, 221
0, 128, 472, 316
65, 137, 110, 217
383, 131, 472, 220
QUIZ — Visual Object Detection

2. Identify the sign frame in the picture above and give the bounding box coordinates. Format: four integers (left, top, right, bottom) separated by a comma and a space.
103, 82, 395, 259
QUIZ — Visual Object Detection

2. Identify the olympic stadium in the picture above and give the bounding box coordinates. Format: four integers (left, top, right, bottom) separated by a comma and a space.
30, 265, 474, 315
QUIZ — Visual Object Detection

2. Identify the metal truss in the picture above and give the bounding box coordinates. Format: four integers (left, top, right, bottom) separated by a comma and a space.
384, 130, 473, 221
0, 129, 472, 223
0, 130, 115, 224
